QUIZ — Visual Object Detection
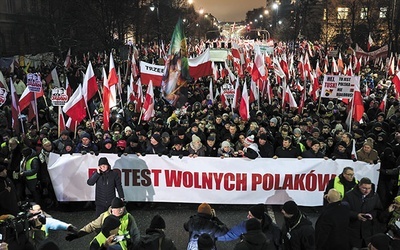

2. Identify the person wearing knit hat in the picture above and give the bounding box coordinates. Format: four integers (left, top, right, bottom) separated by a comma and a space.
75, 130, 99, 154
184, 203, 228, 250
217, 140, 235, 158
356, 137, 379, 164
136, 214, 177, 249
281, 200, 315, 250
187, 134, 206, 157
238, 135, 260, 159
368, 233, 390, 250
233, 218, 268, 250
316, 188, 351, 250
89, 215, 121, 250
145, 133, 168, 156
302, 139, 326, 158
87, 158, 124, 217
248, 204, 265, 220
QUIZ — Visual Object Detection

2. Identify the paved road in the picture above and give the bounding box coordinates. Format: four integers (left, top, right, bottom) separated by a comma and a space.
40, 202, 321, 250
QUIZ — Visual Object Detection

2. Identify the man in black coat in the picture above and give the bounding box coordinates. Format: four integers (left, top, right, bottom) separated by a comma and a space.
281, 200, 315, 250
315, 188, 350, 250
342, 177, 384, 249
273, 137, 301, 159
87, 157, 124, 217
0, 164, 19, 216
234, 218, 268, 250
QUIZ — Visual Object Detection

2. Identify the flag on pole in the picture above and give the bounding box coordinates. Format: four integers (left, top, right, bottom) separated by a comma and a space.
188, 48, 212, 79
208, 79, 214, 104
62, 85, 86, 123
58, 108, 66, 135
102, 68, 111, 131
392, 70, 400, 93
10, 78, 20, 134
142, 80, 155, 121
232, 78, 241, 110
64, 48, 71, 69
18, 87, 44, 112
352, 77, 364, 122
367, 34, 374, 51
161, 18, 190, 107
379, 92, 387, 112
249, 79, 258, 103
82, 61, 98, 103
108, 52, 119, 86
251, 45, 266, 81
50, 67, 60, 87
239, 80, 250, 121
0, 71, 9, 92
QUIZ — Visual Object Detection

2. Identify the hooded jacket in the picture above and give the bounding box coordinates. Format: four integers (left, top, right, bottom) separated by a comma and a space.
135, 228, 177, 250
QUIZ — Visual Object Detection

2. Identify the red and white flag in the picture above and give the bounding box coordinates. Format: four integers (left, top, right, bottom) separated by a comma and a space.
102, 67, 111, 131
352, 77, 364, 122
62, 85, 86, 123
131, 54, 139, 78
108, 52, 119, 86
50, 67, 60, 87
224, 61, 236, 82
58, 109, 66, 135
392, 70, 400, 94
142, 80, 155, 121
127, 74, 136, 103
64, 48, 71, 69
82, 61, 98, 103
139, 61, 164, 86
231, 78, 241, 110
249, 79, 258, 103
65, 76, 73, 98
285, 85, 298, 108
220, 87, 229, 108
10, 78, 20, 134
379, 92, 387, 112
251, 45, 266, 81
367, 34, 374, 51
209, 79, 214, 104
212, 61, 219, 81
331, 57, 339, 74
239, 80, 250, 121
189, 48, 212, 79
18, 87, 44, 112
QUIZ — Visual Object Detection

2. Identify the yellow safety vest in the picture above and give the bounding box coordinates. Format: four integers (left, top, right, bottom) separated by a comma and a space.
25, 157, 38, 180
101, 213, 129, 250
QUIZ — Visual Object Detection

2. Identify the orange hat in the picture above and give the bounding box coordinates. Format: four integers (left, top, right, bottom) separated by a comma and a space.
198, 203, 212, 215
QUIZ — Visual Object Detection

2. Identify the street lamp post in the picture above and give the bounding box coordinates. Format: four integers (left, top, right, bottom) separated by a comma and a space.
150, 1, 160, 44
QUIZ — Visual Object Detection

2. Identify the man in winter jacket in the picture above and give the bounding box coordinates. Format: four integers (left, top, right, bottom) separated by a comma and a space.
281, 200, 315, 250
89, 214, 121, 250
324, 167, 358, 204
342, 177, 384, 248
234, 218, 268, 250
17, 147, 41, 205
87, 157, 124, 217
184, 202, 228, 250
218, 204, 281, 250
135, 214, 177, 250
66, 197, 140, 250
315, 188, 350, 250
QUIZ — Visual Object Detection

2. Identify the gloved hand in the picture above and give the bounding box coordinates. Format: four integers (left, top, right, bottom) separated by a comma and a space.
65, 230, 88, 241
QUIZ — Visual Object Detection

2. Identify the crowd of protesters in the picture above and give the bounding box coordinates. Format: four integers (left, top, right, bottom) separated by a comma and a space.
0, 39, 400, 248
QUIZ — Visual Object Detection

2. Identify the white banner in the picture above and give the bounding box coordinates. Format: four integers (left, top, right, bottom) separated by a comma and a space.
321, 75, 360, 99
48, 153, 379, 206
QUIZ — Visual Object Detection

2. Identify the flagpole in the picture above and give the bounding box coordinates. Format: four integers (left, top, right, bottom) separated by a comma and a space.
58, 106, 61, 137
84, 97, 97, 135
34, 94, 40, 131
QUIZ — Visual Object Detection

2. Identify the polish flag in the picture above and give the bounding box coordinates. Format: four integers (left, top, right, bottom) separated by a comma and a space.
102, 68, 111, 131
131, 54, 139, 78
352, 77, 364, 122
367, 34, 374, 51
50, 67, 60, 87
82, 61, 98, 103
65, 117, 78, 132
388, 55, 396, 76
346, 61, 354, 76
331, 57, 339, 74
10, 79, 20, 135
337, 53, 344, 73
309, 72, 320, 101
64, 48, 71, 69
251, 45, 266, 81
379, 92, 387, 112
249, 79, 258, 103
239, 80, 250, 121
224, 61, 236, 82
142, 80, 155, 121
189, 48, 212, 79
18, 87, 44, 111
392, 70, 400, 94
62, 85, 86, 123
354, 57, 361, 75
315, 60, 323, 78
135, 78, 143, 112
212, 61, 219, 81
285, 85, 298, 108
209, 79, 214, 104
127, 74, 136, 103
108, 53, 119, 86
65, 76, 73, 98
231, 78, 241, 110
58, 110, 66, 136
139, 61, 164, 86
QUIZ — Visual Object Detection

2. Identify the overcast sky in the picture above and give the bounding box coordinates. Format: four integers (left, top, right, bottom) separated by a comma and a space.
193, 0, 266, 22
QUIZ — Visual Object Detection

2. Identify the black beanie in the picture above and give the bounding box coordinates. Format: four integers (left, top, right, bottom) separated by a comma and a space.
370, 233, 390, 249
0, 164, 6, 172
111, 197, 124, 208
282, 200, 299, 215
197, 233, 214, 250
37, 239, 60, 250
149, 214, 166, 229
246, 218, 261, 231
249, 204, 265, 220
102, 215, 120, 236
22, 147, 32, 157
98, 157, 110, 167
